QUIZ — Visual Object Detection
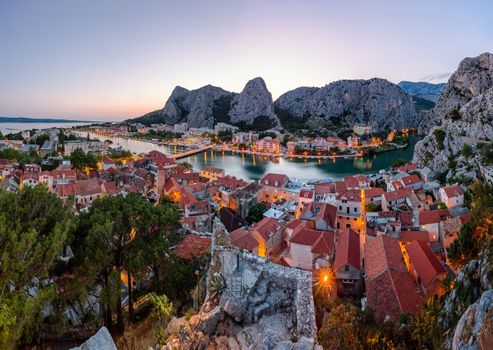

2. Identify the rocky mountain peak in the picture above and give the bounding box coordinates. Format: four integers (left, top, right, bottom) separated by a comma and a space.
228, 77, 279, 128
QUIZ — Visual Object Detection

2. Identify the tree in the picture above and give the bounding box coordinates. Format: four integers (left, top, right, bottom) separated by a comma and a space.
461, 144, 473, 158
76, 193, 179, 333
34, 134, 50, 146
180, 161, 194, 171
318, 304, 362, 350
0, 186, 75, 348
69, 148, 98, 172
392, 158, 407, 168
246, 203, 268, 224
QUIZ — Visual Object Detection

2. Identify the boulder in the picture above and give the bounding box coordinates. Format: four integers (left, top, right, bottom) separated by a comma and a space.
70, 327, 116, 350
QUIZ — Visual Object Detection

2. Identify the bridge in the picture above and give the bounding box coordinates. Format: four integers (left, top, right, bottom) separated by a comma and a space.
170, 144, 215, 160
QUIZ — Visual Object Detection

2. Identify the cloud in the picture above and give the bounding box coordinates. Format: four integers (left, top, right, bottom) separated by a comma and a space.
420, 72, 452, 83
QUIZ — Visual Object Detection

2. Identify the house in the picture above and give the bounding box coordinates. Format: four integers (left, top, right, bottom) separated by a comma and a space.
381, 188, 416, 211
255, 137, 280, 153
404, 240, 447, 297
333, 228, 361, 297
200, 166, 225, 181
258, 173, 299, 203
439, 185, 464, 208
335, 190, 362, 233
400, 174, 422, 191
250, 217, 284, 258
19, 144, 39, 154
419, 209, 450, 241
40, 140, 56, 157
298, 189, 314, 212
228, 182, 262, 219
101, 156, 116, 171
313, 182, 337, 203
300, 202, 337, 231
285, 220, 335, 270
230, 228, 259, 255
365, 235, 423, 320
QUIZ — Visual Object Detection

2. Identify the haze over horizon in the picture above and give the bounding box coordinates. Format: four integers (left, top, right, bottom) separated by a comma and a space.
1, 0, 492, 122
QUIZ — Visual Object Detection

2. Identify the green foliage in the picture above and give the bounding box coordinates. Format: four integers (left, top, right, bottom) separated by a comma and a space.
0, 186, 75, 348
365, 203, 381, 212
150, 293, 174, 346
274, 106, 310, 132
246, 203, 268, 224
75, 193, 180, 332
234, 115, 275, 131
126, 110, 164, 126
412, 96, 436, 111
461, 144, 473, 158
449, 107, 461, 121
34, 134, 50, 146
318, 304, 362, 350
208, 274, 225, 300
392, 158, 407, 168
217, 130, 233, 142
58, 130, 79, 144
433, 129, 446, 150
5, 132, 23, 140
478, 142, 493, 165
280, 134, 291, 147
69, 147, 98, 171
180, 161, 194, 171
259, 131, 277, 139
134, 130, 183, 141
411, 298, 444, 349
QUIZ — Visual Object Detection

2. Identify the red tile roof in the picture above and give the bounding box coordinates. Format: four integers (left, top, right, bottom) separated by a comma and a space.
259, 173, 288, 187
398, 163, 417, 172
289, 227, 335, 255
313, 182, 336, 196
365, 235, 423, 320
334, 228, 360, 272
285, 219, 312, 231
399, 231, 430, 243
442, 185, 463, 198
102, 155, 115, 164
419, 209, 450, 225
299, 189, 314, 199
230, 228, 259, 251
174, 235, 211, 260
364, 188, 384, 198
405, 240, 447, 288
401, 175, 421, 186
315, 203, 337, 228
251, 217, 283, 241
383, 188, 413, 202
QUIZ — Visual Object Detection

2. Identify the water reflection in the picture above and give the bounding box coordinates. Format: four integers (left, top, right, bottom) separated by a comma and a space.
85, 131, 421, 181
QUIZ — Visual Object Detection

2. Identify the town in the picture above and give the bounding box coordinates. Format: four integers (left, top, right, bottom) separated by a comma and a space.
0, 124, 477, 332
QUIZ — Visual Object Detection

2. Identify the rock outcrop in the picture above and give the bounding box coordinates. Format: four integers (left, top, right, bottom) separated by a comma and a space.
164, 219, 319, 349
452, 290, 493, 350
440, 243, 493, 349
161, 85, 235, 128
274, 78, 419, 131
130, 78, 279, 130
413, 53, 493, 178
228, 77, 280, 129
70, 327, 116, 350
398, 81, 446, 103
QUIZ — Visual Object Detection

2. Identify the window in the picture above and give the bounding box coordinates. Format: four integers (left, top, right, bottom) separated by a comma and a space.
346, 224, 350, 228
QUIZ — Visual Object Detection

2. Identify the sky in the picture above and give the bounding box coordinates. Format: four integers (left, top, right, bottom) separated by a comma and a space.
0, 0, 492, 121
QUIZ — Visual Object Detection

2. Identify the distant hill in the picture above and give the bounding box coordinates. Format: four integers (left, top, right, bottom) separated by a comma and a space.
398, 81, 446, 103
0, 117, 97, 123
412, 96, 436, 111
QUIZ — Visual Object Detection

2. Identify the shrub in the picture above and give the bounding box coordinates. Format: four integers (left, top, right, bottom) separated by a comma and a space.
462, 144, 473, 158
433, 129, 446, 150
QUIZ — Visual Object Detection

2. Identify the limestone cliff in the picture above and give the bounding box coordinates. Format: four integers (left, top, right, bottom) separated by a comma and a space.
413, 53, 493, 178
274, 78, 419, 132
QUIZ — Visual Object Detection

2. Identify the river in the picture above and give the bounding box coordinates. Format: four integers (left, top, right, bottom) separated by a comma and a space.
85, 131, 421, 181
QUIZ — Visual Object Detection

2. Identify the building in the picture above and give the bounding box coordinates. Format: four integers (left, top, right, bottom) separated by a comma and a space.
249, 217, 284, 258
101, 156, 116, 171
286, 220, 335, 270
40, 140, 56, 157
18, 144, 39, 154
257, 173, 299, 203
200, 166, 225, 181
353, 125, 372, 136
333, 228, 361, 297
439, 185, 464, 208
404, 240, 447, 297
365, 235, 423, 320
174, 122, 188, 131
335, 190, 362, 233
347, 136, 359, 148
255, 137, 280, 154
64, 141, 107, 155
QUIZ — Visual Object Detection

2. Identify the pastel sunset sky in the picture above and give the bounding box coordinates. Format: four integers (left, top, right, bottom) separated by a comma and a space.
1, 0, 492, 121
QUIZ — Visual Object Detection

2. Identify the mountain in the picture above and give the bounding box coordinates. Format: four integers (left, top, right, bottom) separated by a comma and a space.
128, 78, 278, 131
129, 77, 420, 132
413, 52, 493, 179
274, 78, 419, 132
398, 81, 446, 103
